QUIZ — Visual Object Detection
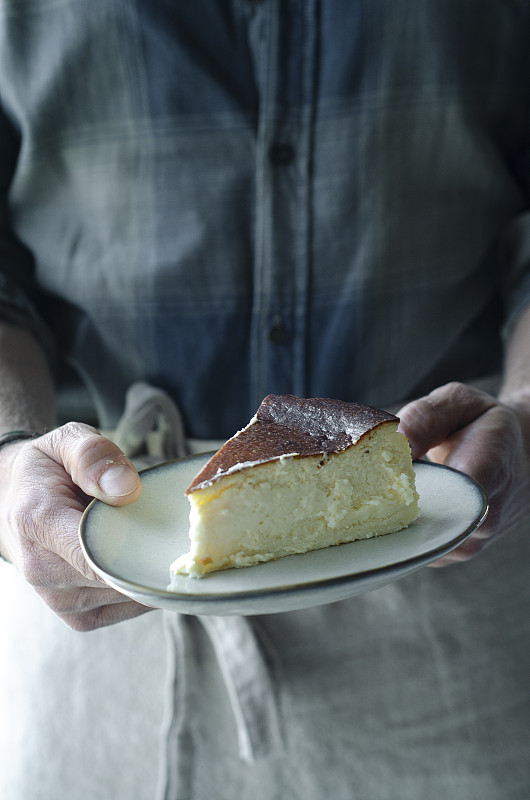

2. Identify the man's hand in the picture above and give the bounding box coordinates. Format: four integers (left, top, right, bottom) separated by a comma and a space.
398, 381, 530, 566
0, 422, 148, 630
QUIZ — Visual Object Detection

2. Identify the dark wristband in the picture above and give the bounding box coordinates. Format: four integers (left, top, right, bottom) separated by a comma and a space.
0, 430, 42, 450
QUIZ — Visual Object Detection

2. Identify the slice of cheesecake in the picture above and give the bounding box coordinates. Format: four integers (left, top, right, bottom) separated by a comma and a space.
170, 394, 419, 579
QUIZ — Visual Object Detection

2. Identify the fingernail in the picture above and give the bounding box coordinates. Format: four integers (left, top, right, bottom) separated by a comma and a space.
99, 464, 139, 497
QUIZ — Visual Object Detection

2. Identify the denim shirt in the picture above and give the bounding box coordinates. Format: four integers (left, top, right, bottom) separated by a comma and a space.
1, 0, 530, 438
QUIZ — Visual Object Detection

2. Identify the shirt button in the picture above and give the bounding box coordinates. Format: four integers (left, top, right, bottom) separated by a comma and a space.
268, 142, 295, 166
268, 317, 289, 345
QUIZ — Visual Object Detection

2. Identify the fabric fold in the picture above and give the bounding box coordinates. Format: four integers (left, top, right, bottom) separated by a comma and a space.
199, 615, 283, 764
113, 381, 189, 464
116, 383, 283, 794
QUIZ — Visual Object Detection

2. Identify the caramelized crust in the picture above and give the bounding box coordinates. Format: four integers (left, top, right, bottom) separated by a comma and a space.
186, 395, 397, 494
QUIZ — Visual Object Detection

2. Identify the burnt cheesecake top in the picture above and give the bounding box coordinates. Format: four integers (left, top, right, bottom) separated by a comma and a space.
186, 394, 398, 494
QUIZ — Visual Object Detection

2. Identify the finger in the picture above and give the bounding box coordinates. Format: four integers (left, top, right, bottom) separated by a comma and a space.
60, 600, 153, 632
398, 382, 496, 460
429, 529, 493, 567
20, 512, 150, 625
429, 407, 504, 484
35, 584, 133, 615
35, 423, 142, 506
22, 544, 103, 589
12, 491, 109, 587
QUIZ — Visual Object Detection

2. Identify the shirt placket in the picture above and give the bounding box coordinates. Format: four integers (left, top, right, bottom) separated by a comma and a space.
247, 0, 317, 409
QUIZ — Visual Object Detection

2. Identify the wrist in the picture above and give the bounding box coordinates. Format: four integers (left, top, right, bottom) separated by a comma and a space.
0, 431, 44, 562
498, 396, 530, 451
498, 390, 530, 419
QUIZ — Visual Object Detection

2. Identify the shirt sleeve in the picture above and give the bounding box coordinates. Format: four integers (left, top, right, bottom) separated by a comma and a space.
0, 104, 56, 367
501, 218, 530, 342
499, 142, 530, 340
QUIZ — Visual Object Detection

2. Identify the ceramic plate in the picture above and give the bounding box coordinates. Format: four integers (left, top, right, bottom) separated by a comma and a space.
79, 454, 488, 616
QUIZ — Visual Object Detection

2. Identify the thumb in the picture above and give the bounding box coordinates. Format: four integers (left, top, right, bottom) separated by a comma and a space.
397, 382, 497, 460
35, 422, 142, 506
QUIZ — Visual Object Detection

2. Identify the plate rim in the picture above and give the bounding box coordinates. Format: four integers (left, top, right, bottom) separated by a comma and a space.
79, 457, 489, 607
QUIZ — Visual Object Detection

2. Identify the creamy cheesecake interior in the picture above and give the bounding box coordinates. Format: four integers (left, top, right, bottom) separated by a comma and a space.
170, 411, 418, 579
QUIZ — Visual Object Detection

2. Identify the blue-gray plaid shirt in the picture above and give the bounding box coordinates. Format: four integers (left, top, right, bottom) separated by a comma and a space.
1, 0, 530, 438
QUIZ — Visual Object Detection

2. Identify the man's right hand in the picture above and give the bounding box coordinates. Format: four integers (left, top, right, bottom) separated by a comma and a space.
0, 422, 149, 631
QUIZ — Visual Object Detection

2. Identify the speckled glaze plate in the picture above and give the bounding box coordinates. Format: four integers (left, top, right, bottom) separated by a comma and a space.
79, 454, 488, 616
